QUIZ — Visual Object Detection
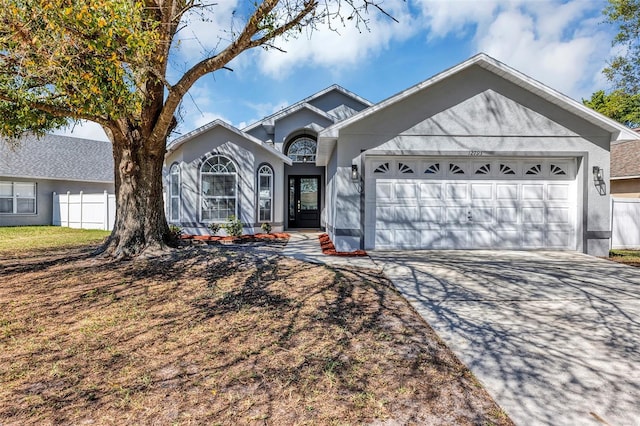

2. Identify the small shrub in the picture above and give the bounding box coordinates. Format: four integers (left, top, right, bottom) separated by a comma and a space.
169, 224, 183, 240
261, 222, 272, 234
223, 215, 243, 237
208, 222, 221, 235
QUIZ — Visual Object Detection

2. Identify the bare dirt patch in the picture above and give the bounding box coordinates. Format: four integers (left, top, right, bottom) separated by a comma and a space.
0, 244, 513, 425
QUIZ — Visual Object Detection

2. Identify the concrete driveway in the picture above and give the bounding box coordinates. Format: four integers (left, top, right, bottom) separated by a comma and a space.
370, 250, 640, 426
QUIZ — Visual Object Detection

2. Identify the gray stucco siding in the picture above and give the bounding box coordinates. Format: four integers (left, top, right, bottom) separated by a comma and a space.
326, 66, 613, 255
164, 126, 287, 235
308, 90, 369, 115
0, 178, 114, 227
274, 110, 333, 147
336, 66, 610, 161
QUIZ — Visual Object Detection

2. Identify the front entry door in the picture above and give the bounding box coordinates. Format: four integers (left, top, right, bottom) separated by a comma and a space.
288, 176, 321, 228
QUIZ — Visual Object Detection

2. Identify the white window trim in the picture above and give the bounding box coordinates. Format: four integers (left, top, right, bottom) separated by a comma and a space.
0, 181, 37, 215
286, 137, 317, 163
169, 164, 181, 222
257, 164, 273, 223
199, 155, 238, 223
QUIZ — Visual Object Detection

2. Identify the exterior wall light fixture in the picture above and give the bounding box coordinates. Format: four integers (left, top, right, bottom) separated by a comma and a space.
351, 164, 359, 181
592, 166, 603, 181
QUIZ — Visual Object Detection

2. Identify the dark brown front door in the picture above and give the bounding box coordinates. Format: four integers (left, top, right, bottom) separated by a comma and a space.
288, 176, 320, 228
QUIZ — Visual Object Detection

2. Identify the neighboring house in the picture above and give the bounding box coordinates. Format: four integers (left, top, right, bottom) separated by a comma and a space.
165, 53, 637, 257
0, 134, 114, 227
611, 137, 640, 198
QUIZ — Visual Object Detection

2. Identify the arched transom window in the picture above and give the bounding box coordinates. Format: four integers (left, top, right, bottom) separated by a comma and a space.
200, 155, 237, 222
287, 137, 317, 163
258, 165, 273, 222
169, 164, 180, 222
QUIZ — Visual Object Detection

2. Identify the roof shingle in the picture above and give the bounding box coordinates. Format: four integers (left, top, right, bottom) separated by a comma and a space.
611, 139, 640, 178
0, 134, 113, 183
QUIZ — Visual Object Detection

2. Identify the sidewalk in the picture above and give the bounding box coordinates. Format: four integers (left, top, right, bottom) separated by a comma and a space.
281, 231, 380, 270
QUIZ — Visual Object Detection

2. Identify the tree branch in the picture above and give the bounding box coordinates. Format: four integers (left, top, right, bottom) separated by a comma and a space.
149, 0, 317, 143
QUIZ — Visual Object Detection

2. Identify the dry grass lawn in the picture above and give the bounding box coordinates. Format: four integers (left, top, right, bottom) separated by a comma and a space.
0, 241, 513, 425
609, 249, 640, 267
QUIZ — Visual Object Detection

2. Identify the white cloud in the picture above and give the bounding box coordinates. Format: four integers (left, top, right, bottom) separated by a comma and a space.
54, 121, 109, 142
415, 0, 612, 99
256, 0, 417, 78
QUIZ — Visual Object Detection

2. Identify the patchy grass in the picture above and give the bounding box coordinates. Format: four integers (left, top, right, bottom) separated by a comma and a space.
0, 243, 513, 425
609, 249, 640, 267
0, 226, 109, 254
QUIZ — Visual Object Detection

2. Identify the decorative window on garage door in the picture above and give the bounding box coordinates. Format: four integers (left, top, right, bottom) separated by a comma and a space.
373, 162, 390, 174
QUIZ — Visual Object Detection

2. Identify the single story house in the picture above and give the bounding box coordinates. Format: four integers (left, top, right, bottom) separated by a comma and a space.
164, 53, 637, 256
611, 136, 640, 198
0, 134, 114, 227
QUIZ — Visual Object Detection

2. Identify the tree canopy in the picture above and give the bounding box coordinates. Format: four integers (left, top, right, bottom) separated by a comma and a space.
583, 89, 640, 127
0, 0, 386, 258
604, 0, 640, 93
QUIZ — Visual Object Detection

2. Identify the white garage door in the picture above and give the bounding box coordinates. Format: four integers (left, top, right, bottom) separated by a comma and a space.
365, 157, 577, 250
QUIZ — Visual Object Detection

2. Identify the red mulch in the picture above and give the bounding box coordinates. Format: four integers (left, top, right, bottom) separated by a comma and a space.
181, 233, 290, 244
319, 233, 368, 257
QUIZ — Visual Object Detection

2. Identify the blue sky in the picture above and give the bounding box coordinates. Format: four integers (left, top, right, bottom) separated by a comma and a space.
58, 0, 618, 142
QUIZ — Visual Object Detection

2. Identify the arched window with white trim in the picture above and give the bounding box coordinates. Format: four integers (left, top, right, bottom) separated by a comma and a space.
200, 155, 237, 222
169, 164, 180, 222
257, 164, 273, 222
286, 137, 317, 163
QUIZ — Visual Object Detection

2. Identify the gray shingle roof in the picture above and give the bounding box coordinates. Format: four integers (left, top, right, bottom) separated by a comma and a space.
611, 139, 640, 178
0, 134, 113, 183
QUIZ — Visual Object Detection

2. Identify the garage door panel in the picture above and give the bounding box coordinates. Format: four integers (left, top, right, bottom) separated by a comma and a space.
471, 183, 493, 200
547, 184, 570, 201
547, 207, 570, 224
446, 207, 469, 223
497, 207, 518, 223
548, 231, 571, 247
522, 207, 545, 224
395, 206, 420, 222
444, 230, 468, 248
421, 230, 442, 247
470, 207, 493, 223
495, 230, 521, 248
522, 184, 544, 200
376, 182, 393, 201
471, 230, 494, 248
522, 231, 545, 248
396, 183, 418, 200
420, 206, 442, 222
497, 184, 518, 200
368, 157, 577, 251
396, 229, 422, 248
420, 183, 443, 200
375, 231, 393, 247
446, 183, 468, 200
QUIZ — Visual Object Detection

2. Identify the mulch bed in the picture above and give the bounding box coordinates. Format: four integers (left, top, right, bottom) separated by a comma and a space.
181, 232, 290, 244
319, 233, 368, 257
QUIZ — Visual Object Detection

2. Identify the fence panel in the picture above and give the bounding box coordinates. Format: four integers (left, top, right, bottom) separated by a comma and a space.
611, 198, 640, 249
53, 191, 115, 231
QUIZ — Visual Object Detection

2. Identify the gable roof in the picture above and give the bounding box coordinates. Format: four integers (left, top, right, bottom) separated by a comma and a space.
166, 119, 292, 165
0, 134, 113, 183
242, 84, 372, 134
317, 53, 639, 165
611, 139, 640, 179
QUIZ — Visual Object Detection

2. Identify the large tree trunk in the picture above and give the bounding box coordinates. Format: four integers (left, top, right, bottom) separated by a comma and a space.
97, 128, 173, 259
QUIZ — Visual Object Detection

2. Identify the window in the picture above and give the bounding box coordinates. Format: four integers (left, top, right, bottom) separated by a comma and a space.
374, 162, 390, 174
398, 162, 414, 174
0, 182, 36, 214
169, 164, 180, 221
287, 137, 317, 163
200, 155, 237, 222
257, 165, 273, 222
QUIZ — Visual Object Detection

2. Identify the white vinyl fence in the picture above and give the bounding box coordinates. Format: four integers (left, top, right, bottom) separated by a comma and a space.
52, 191, 116, 231
611, 197, 640, 249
